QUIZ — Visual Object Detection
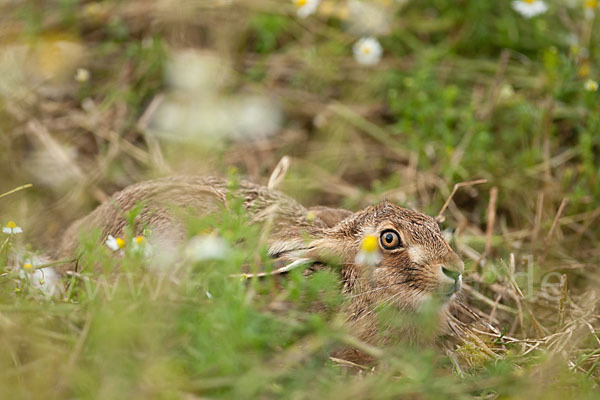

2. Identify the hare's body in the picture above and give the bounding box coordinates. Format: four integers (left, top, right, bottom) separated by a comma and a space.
56, 175, 464, 363
55, 176, 326, 263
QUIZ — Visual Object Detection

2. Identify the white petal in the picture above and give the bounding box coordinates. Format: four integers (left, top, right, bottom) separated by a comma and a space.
132, 239, 153, 257
2, 227, 10, 234
186, 235, 230, 261
355, 250, 382, 266
31, 267, 60, 297
512, 1, 548, 18
296, 0, 320, 18
13, 227, 23, 234
105, 235, 120, 251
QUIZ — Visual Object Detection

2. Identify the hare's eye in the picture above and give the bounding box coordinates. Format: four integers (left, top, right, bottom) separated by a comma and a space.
380, 229, 402, 250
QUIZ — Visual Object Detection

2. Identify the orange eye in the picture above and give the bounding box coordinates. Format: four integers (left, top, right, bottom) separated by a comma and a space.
380, 229, 402, 250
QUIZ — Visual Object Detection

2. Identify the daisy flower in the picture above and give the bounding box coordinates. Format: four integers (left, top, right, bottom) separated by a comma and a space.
353, 37, 383, 66
131, 235, 153, 257
105, 234, 126, 252
3, 221, 23, 234
355, 235, 382, 267
511, 0, 548, 18
585, 79, 599, 92
584, 0, 598, 19
19, 260, 60, 297
132, 235, 146, 248
293, 0, 320, 18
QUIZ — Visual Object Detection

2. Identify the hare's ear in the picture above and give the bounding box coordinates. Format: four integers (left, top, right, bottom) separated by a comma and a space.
245, 237, 341, 279
268, 237, 314, 259
308, 206, 353, 228
234, 239, 316, 279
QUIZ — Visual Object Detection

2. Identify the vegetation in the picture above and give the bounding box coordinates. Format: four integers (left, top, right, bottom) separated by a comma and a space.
0, 0, 599, 398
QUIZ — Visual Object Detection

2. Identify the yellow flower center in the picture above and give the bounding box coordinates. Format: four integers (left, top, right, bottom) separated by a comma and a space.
585, 0, 598, 9
295, 0, 307, 6
6, 221, 17, 228
361, 235, 378, 253
23, 263, 33, 270
523, 0, 536, 3
116, 237, 126, 249
135, 236, 145, 245
362, 46, 371, 54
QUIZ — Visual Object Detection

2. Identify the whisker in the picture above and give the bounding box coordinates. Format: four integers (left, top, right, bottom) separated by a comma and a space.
356, 291, 405, 320
352, 279, 419, 321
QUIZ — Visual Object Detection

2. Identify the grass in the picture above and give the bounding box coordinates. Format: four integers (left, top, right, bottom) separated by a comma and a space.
1, 0, 600, 398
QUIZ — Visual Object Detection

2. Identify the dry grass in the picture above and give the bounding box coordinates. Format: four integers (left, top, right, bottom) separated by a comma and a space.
1, 0, 600, 398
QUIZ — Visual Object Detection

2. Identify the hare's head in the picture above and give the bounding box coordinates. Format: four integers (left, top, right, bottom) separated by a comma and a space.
270, 201, 463, 317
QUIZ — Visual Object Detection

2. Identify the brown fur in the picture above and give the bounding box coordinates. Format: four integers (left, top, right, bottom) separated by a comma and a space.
56, 175, 464, 363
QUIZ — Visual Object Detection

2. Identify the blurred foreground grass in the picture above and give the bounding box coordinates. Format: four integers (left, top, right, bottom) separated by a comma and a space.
1, 0, 600, 398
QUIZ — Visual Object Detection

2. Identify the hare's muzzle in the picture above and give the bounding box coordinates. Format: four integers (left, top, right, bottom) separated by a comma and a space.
442, 267, 462, 291
440, 256, 464, 297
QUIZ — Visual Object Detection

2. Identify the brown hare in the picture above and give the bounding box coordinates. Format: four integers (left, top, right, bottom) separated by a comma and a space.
54, 175, 464, 362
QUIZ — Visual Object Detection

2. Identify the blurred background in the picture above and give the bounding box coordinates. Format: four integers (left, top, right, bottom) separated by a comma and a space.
1, 0, 600, 397
0, 0, 598, 247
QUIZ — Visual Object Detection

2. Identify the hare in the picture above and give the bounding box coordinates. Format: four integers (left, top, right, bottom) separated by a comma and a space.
54, 175, 464, 362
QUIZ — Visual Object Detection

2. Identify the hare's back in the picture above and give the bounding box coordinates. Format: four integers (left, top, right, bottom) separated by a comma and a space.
55, 176, 309, 262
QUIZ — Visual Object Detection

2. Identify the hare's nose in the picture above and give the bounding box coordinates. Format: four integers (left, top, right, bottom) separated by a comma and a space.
442, 267, 461, 282
441, 264, 463, 293
440, 254, 464, 292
